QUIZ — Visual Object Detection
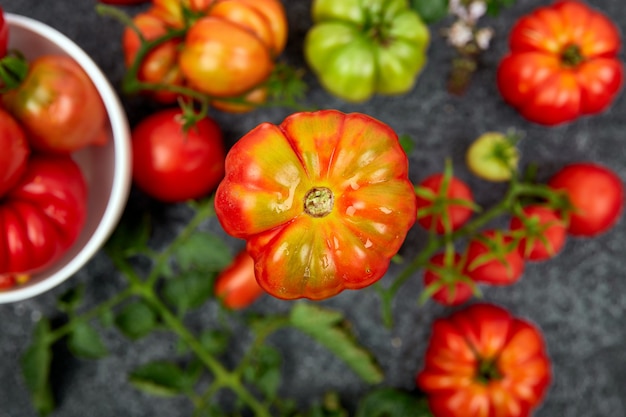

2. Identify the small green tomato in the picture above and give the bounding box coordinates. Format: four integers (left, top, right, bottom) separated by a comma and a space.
466, 132, 519, 182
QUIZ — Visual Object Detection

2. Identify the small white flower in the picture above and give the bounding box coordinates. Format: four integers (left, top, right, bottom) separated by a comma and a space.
447, 20, 474, 48
475, 27, 495, 50
449, 0, 469, 20
467, 1, 488, 24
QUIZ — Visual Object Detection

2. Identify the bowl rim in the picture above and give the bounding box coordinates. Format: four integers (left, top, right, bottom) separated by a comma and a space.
0, 13, 132, 304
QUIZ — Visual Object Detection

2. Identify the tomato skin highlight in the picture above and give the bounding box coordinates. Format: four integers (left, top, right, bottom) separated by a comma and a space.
548, 162, 624, 237
131, 108, 226, 203
214, 250, 264, 309
510, 205, 567, 261
0, 108, 30, 198
215, 109, 417, 300
496, 0, 624, 126
416, 173, 474, 234
416, 303, 552, 417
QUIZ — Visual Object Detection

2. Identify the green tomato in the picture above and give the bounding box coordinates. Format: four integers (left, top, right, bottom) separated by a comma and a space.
304, 0, 430, 102
466, 132, 520, 182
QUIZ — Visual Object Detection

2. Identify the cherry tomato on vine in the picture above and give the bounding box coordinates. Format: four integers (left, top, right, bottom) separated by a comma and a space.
0, 6, 8, 58
131, 108, 226, 203
423, 252, 473, 307
464, 230, 524, 286
0, 155, 88, 277
510, 205, 567, 261
415, 173, 475, 234
548, 162, 624, 237
214, 250, 265, 309
215, 110, 417, 300
0, 107, 30, 197
416, 303, 552, 417
497, 1, 624, 126
2, 55, 108, 154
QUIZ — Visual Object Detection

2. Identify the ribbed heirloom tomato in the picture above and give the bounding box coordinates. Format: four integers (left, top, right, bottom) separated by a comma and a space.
497, 0, 624, 126
417, 303, 552, 417
0, 108, 30, 197
215, 110, 417, 300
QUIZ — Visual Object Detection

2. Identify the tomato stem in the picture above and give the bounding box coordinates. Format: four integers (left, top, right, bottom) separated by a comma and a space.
561, 44, 585, 67
304, 187, 334, 218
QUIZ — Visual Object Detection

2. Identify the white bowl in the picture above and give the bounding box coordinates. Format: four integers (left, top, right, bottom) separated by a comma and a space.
0, 14, 132, 303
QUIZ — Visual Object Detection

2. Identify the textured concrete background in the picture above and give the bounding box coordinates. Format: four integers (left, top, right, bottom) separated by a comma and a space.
1, 1, 625, 416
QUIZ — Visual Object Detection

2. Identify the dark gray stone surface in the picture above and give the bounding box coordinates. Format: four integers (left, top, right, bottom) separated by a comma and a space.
1, 0, 626, 416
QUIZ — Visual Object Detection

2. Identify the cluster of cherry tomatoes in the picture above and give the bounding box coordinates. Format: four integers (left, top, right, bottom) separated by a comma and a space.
0, 6, 108, 289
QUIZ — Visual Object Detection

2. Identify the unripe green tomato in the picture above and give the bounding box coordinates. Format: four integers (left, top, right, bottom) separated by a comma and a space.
304, 0, 429, 102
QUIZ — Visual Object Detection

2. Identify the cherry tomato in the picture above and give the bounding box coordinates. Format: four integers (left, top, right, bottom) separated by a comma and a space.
131, 108, 226, 203
423, 252, 473, 307
497, 1, 624, 125
510, 205, 567, 261
548, 162, 624, 237
214, 250, 265, 309
416, 303, 552, 417
215, 110, 417, 300
0, 155, 88, 277
2, 55, 108, 154
464, 230, 525, 286
0, 107, 30, 197
0, 6, 8, 58
416, 173, 474, 234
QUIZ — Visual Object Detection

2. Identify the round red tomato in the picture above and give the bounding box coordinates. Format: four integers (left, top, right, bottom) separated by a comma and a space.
416, 303, 552, 417
497, 1, 623, 126
0, 155, 88, 276
548, 162, 624, 237
510, 205, 567, 261
214, 250, 265, 309
2, 55, 108, 154
131, 108, 225, 203
0, 107, 30, 197
416, 173, 474, 234
0, 6, 8, 58
423, 252, 473, 307
464, 230, 524, 286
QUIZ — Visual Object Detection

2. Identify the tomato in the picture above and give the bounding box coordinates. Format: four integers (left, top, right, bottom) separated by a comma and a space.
496, 1, 624, 126
416, 303, 552, 417
548, 162, 624, 237
304, 0, 430, 102
99, 0, 149, 4
510, 205, 567, 261
465, 230, 525, 286
122, 11, 185, 104
416, 173, 474, 234
0, 108, 30, 197
173, 0, 287, 98
131, 108, 226, 203
466, 132, 519, 182
0, 6, 8, 58
2, 55, 108, 154
423, 252, 473, 307
215, 110, 417, 300
0, 155, 88, 277
214, 250, 265, 309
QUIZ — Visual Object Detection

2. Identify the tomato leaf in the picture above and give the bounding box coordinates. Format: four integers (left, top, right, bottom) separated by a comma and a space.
242, 345, 282, 400
289, 303, 384, 384
129, 361, 192, 397
398, 134, 414, 156
199, 329, 231, 355
105, 212, 151, 257
173, 231, 232, 272
57, 285, 85, 314
67, 321, 108, 359
20, 318, 55, 416
411, 0, 449, 23
115, 300, 158, 340
162, 269, 216, 314
355, 388, 431, 417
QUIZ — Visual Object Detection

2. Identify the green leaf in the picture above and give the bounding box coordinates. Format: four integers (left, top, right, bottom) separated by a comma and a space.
355, 388, 432, 417
20, 319, 55, 416
411, 0, 449, 24
99, 308, 115, 328
199, 329, 231, 355
398, 134, 414, 156
173, 231, 232, 272
105, 212, 151, 257
486, 0, 516, 16
67, 321, 108, 359
115, 300, 158, 340
289, 303, 384, 384
242, 345, 282, 400
57, 285, 84, 314
162, 269, 216, 313
129, 361, 190, 397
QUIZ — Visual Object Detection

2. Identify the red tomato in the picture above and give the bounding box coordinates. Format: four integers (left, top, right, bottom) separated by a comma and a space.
416, 173, 474, 234
465, 230, 525, 286
214, 250, 265, 309
0, 6, 8, 58
416, 303, 552, 417
131, 108, 226, 203
0, 108, 30, 197
510, 205, 567, 261
497, 1, 623, 125
548, 162, 624, 237
0, 155, 88, 277
2, 55, 108, 154
423, 252, 473, 307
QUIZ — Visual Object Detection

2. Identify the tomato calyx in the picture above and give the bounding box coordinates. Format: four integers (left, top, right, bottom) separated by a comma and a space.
475, 356, 503, 385
0, 53, 29, 93
560, 44, 585, 68
304, 186, 334, 218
